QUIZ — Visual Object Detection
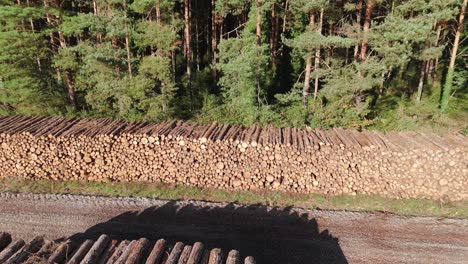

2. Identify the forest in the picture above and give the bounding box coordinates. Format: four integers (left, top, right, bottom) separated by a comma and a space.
0, 0, 467, 133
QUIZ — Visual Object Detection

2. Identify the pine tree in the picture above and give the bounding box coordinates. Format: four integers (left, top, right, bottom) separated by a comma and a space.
0, 2, 53, 114
441, 0, 467, 112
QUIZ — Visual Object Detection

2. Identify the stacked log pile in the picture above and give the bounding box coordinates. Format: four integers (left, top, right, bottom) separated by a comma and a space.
0, 232, 253, 264
0, 115, 466, 201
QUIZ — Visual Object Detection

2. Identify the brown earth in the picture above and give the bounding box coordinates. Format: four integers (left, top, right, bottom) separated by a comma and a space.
0, 193, 467, 264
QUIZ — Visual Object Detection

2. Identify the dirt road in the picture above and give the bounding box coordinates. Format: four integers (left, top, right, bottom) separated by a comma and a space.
0, 193, 467, 263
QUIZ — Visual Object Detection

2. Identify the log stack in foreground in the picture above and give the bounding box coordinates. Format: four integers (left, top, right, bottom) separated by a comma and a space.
0, 232, 253, 264
0, 115, 467, 201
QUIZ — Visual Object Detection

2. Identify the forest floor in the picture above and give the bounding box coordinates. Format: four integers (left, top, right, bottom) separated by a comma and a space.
0, 193, 467, 263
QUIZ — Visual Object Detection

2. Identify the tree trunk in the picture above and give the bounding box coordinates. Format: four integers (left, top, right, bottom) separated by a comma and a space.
184, 0, 192, 84
360, 0, 374, 61
256, 0, 262, 106
378, 70, 386, 96
172, 51, 176, 82
124, 0, 132, 77
44, 0, 59, 78
354, 0, 363, 60
416, 60, 426, 102
302, 14, 315, 106
112, 38, 121, 73
93, 0, 98, 16
58, 31, 77, 108
156, 0, 161, 24
441, 0, 466, 112
196, 17, 200, 72
256, 0, 262, 45
26, 0, 42, 72
279, 0, 289, 58
313, 8, 324, 101
282, 0, 289, 34
211, 0, 217, 81
430, 24, 441, 83
270, 2, 280, 70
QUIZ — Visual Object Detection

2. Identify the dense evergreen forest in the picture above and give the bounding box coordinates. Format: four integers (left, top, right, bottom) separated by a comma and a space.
0, 0, 466, 133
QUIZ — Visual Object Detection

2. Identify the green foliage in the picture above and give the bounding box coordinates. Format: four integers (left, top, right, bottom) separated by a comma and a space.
133, 20, 179, 53
0, 0, 466, 134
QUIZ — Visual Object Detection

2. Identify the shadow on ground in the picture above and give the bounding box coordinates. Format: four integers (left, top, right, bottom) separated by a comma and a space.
67, 201, 348, 264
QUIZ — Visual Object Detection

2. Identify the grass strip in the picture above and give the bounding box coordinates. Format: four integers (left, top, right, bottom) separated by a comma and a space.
0, 178, 466, 219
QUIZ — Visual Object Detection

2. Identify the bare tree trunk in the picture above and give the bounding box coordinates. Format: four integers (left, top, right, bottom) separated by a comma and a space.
58, 31, 77, 108
93, 0, 98, 16
313, 8, 324, 101
430, 24, 441, 83
256, 0, 262, 45
26, 0, 34, 30
26, 0, 42, 72
354, 0, 363, 60
279, 0, 290, 58
303, 14, 315, 106
112, 39, 121, 74
416, 60, 426, 102
345, 47, 349, 64
256, 0, 262, 106
211, 0, 217, 81
360, 0, 374, 61
196, 17, 200, 72
378, 70, 386, 96
43, 0, 61, 80
282, 0, 289, 34
172, 51, 176, 82
156, 0, 161, 24
184, 0, 192, 84
441, 0, 466, 112
124, 0, 132, 77
270, 2, 280, 70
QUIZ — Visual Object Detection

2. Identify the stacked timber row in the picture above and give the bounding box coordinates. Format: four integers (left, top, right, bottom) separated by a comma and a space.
0, 115, 467, 201
0, 232, 253, 264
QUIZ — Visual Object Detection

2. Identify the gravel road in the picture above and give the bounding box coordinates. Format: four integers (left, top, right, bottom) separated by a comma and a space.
0, 193, 467, 263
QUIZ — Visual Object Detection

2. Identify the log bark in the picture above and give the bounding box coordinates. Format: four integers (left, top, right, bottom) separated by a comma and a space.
145, 239, 166, 264
81, 235, 110, 264
165, 242, 184, 264
126, 238, 150, 264
208, 248, 222, 264
177, 245, 192, 264
48, 240, 75, 264
106, 240, 129, 264
5, 236, 44, 263
186, 242, 204, 264
114, 240, 136, 264
0, 240, 25, 263
0, 232, 12, 252
244, 256, 256, 264
67, 239, 94, 264
98, 240, 118, 264
226, 250, 240, 264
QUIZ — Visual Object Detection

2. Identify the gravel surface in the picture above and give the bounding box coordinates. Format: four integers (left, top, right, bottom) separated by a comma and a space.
0, 193, 467, 263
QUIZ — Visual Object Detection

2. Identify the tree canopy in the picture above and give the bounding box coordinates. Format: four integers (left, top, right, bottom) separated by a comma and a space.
0, 0, 466, 133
